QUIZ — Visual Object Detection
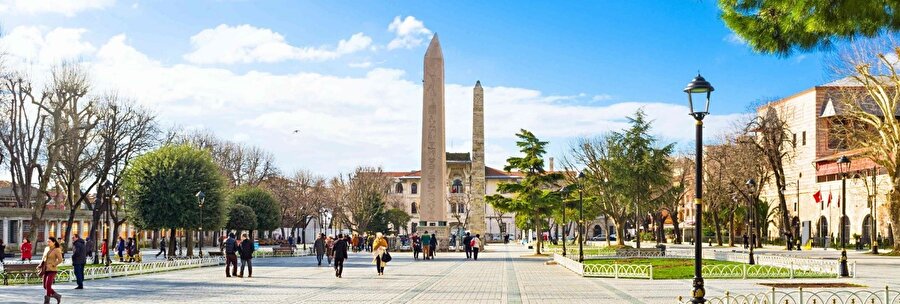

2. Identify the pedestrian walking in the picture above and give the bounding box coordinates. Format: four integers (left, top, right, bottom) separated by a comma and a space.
372, 232, 388, 276
742, 234, 749, 249
333, 233, 348, 278
421, 231, 431, 260
41, 237, 63, 304
314, 234, 326, 266
463, 232, 472, 259
471, 234, 482, 261
20, 238, 33, 262
224, 233, 238, 277
239, 234, 254, 278
156, 237, 167, 258
101, 238, 110, 265
411, 233, 421, 260
0, 239, 6, 264
351, 235, 359, 253
116, 237, 125, 262
429, 232, 437, 259
326, 235, 334, 265
72, 234, 86, 289
126, 237, 136, 262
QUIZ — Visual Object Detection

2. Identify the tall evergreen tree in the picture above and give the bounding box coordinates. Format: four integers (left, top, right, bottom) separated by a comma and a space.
487, 129, 564, 254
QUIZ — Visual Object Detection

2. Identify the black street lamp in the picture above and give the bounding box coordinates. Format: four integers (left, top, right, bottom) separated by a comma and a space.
560, 187, 569, 257
685, 74, 713, 303
836, 156, 851, 277
578, 171, 586, 263
196, 191, 206, 258
746, 178, 756, 265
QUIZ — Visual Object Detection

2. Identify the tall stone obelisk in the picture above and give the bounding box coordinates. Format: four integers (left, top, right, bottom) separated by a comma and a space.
420, 34, 447, 226
469, 81, 487, 236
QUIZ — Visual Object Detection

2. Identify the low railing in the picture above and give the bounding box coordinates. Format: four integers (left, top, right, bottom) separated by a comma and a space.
679, 287, 900, 304
1, 257, 224, 285
584, 263, 652, 279
553, 253, 584, 276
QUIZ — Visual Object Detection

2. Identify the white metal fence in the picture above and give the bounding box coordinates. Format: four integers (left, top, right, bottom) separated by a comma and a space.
1, 257, 224, 285
679, 286, 900, 304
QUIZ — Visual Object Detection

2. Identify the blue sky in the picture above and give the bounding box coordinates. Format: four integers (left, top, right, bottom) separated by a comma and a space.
0, 1, 829, 175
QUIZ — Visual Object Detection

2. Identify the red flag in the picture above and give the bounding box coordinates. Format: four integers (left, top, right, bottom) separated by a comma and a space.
827, 192, 833, 207
837, 195, 841, 208
813, 190, 822, 204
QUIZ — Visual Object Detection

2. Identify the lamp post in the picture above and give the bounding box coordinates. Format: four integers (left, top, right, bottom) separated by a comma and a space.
578, 171, 585, 263
746, 178, 756, 265
685, 74, 713, 303
871, 167, 879, 254
560, 187, 569, 257
196, 191, 205, 258
836, 156, 850, 277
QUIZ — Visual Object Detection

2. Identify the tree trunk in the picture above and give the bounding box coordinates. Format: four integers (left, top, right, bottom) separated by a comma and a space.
62, 208, 78, 251
614, 215, 625, 246
168, 229, 177, 257
728, 212, 735, 247
672, 213, 682, 244
713, 214, 723, 246
186, 230, 194, 257
151, 230, 158, 249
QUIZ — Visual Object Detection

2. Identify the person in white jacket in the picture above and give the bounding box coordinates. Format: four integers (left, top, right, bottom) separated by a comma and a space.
471, 234, 482, 261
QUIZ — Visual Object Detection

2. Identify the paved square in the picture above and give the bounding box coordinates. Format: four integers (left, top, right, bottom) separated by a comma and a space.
1, 245, 897, 304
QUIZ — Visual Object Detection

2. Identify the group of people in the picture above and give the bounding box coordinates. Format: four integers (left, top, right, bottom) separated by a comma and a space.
410, 231, 438, 260
462, 232, 483, 260
223, 233, 255, 278
114, 237, 141, 263
312, 233, 353, 277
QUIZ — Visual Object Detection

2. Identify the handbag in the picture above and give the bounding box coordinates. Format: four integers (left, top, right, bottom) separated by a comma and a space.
381, 250, 392, 263
37, 261, 47, 277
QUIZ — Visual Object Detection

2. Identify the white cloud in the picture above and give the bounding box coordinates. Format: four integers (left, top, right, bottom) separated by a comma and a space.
0, 26, 96, 71
387, 16, 432, 50
592, 94, 613, 102
183, 24, 372, 64
0, 0, 115, 16
724, 33, 747, 45
0, 27, 745, 175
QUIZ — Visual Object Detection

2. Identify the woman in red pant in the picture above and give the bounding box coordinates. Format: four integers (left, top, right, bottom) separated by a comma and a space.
42, 237, 63, 304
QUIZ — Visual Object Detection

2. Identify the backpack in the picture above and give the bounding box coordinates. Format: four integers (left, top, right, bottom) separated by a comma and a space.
225, 239, 237, 254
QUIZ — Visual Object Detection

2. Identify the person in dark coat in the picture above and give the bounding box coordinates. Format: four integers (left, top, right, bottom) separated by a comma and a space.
314, 233, 326, 266
238, 234, 254, 278
332, 233, 349, 278
116, 237, 125, 262
224, 233, 238, 277
462, 232, 473, 259
0, 239, 6, 264
429, 233, 437, 259
72, 234, 87, 289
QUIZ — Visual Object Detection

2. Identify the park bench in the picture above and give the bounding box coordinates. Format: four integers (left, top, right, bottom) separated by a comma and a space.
1, 263, 38, 285
615, 247, 665, 257
206, 251, 223, 257
272, 246, 294, 256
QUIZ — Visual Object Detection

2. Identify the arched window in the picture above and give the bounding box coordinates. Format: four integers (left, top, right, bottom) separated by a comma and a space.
395, 183, 404, 194
451, 179, 464, 193
411, 202, 418, 214
411, 183, 418, 194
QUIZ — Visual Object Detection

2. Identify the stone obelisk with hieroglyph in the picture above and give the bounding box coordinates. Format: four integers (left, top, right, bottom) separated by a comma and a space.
468, 81, 487, 236
420, 34, 447, 227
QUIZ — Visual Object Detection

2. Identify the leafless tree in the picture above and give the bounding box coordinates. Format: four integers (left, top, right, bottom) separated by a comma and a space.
0, 71, 58, 248
745, 104, 796, 239
338, 166, 393, 233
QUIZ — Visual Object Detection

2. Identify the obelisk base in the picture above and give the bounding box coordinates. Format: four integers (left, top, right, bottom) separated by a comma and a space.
416, 223, 451, 252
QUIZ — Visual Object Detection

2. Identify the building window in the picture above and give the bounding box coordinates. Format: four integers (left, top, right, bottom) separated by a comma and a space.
457, 203, 465, 213
792, 133, 797, 148
451, 179, 464, 193
411, 183, 418, 194
802, 131, 806, 146
395, 183, 404, 194
411, 202, 418, 214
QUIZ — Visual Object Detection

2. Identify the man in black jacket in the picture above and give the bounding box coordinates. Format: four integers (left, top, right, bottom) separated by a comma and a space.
332, 233, 349, 278
72, 234, 87, 289
462, 232, 472, 259
238, 234, 254, 278
224, 233, 238, 277
314, 234, 326, 266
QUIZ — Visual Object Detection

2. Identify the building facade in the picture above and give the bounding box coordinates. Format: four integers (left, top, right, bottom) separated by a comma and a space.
757, 78, 893, 247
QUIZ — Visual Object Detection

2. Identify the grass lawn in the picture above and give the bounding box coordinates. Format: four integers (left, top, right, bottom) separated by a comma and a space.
544, 243, 629, 255
583, 258, 742, 279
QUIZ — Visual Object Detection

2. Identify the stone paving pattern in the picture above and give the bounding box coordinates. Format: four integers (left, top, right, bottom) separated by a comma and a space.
1, 244, 898, 304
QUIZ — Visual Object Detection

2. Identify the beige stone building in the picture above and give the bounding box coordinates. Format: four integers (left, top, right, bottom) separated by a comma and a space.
756, 78, 893, 248
385, 161, 523, 242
